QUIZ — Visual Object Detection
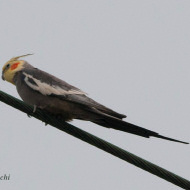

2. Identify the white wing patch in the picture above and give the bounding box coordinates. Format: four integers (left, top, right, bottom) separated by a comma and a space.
23, 72, 86, 96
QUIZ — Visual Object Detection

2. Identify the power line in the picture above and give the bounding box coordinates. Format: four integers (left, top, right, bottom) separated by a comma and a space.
0, 90, 189, 189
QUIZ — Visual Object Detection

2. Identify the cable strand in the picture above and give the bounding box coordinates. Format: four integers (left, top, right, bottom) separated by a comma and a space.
0, 90, 189, 189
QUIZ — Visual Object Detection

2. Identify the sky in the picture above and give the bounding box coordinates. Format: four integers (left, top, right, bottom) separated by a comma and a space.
0, 0, 190, 189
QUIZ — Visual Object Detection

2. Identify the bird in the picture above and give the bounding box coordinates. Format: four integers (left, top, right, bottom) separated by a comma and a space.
1, 54, 188, 144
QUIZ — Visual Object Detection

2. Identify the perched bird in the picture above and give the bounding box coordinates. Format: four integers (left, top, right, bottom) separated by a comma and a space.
2, 54, 188, 144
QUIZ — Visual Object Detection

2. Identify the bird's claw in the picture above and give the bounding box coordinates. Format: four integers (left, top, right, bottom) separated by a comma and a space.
27, 114, 31, 118
33, 105, 37, 113
26, 105, 37, 118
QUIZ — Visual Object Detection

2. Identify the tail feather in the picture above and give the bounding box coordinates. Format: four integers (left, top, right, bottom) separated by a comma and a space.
79, 106, 188, 144
93, 115, 189, 144
151, 134, 189, 144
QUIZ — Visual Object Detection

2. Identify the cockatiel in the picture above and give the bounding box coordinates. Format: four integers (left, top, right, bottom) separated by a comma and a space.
2, 54, 188, 144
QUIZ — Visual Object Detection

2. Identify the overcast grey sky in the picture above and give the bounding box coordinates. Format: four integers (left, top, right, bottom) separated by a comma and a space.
0, 1, 189, 189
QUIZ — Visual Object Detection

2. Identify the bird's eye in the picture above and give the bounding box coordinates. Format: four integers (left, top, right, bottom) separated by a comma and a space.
6, 64, 10, 68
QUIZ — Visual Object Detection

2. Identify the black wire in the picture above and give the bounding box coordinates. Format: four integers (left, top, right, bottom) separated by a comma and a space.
0, 90, 189, 189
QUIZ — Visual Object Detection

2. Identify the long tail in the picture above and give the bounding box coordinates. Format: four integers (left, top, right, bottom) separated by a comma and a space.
92, 114, 188, 144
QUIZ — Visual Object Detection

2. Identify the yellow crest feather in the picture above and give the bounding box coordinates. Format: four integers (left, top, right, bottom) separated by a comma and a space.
8, 53, 33, 63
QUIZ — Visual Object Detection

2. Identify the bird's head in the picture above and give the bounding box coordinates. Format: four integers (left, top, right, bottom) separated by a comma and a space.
2, 54, 33, 84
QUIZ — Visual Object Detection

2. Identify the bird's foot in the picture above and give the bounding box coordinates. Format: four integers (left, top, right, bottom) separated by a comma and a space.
26, 105, 37, 118
27, 114, 31, 118
33, 105, 37, 113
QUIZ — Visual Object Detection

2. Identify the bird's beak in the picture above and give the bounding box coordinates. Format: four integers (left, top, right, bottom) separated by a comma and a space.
2, 71, 5, 80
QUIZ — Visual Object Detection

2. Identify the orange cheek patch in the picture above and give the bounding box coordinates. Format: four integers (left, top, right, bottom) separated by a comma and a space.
11, 62, 20, 70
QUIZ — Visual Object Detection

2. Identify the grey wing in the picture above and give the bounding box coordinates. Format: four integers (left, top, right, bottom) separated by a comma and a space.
22, 67, 85, 94
61, 94, 126, 119
22, 68, 126, 119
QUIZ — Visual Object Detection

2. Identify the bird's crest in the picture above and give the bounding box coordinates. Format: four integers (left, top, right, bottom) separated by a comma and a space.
7, 54, 33, 64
